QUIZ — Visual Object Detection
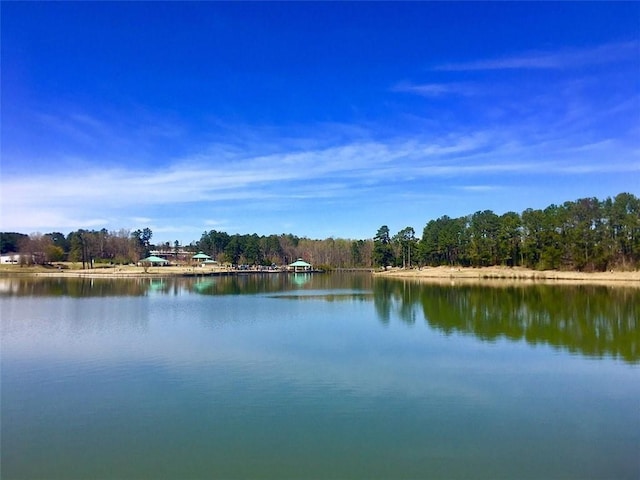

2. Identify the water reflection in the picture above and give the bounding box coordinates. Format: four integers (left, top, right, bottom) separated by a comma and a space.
1, 274, 637, 363
373, 278, 639, 363
0, 277, 151, 297
0, 273, 374, 297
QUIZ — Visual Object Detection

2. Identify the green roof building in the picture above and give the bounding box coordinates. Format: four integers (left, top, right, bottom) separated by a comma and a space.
288, 258, 313, 272
139, 255, 169, 265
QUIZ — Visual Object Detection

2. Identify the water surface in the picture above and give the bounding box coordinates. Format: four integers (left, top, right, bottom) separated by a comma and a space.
1, 274, 638, 479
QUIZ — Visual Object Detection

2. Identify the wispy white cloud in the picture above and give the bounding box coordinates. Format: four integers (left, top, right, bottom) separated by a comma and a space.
392, 81, 476, 97
0, 207, 109, 233
131, 217, 153, 224
33, 111, 104, 145
3, 63, 638, 240
203, 219, 227, 227
433, 40, 638, 71
456, 185, 500, 193
2, 127, 637, 235
557, 161, 640, 175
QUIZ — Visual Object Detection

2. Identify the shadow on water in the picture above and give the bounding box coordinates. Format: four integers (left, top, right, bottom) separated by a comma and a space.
373, 278, 639, 364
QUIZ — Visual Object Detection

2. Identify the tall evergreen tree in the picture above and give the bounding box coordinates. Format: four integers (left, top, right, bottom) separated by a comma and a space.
373, 225, 394, 268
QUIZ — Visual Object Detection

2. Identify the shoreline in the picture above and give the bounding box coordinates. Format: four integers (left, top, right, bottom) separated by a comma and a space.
0, 264, 316, 279
374, 265, 640, 286
1, 264, 639, 286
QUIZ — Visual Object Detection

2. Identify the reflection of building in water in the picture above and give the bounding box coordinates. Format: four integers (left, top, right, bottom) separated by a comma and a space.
0, 278, 20, 294
291, 273, 311, 286
148, 278, 166, 293
192, 279, 216, 293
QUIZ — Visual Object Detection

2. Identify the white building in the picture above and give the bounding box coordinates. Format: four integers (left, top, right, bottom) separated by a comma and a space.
1, 253, 22, 264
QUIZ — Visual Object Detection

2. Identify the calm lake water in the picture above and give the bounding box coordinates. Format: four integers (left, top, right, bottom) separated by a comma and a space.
1, 273, 638, 479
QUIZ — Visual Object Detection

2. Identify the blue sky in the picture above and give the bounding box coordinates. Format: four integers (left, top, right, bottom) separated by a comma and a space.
2, 2, 639, 244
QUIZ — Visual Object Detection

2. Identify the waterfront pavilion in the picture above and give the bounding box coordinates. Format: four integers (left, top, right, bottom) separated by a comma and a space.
139, 255, 169, 266
288, 259, 313, 272
192, 251, 211, 261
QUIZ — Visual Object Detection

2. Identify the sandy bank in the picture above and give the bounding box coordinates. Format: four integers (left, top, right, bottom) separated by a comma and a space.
374, 266, 640, 286
2, 264, 639, 286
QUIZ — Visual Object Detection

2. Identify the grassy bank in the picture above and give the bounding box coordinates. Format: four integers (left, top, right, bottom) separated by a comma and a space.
0, 262, 231, 278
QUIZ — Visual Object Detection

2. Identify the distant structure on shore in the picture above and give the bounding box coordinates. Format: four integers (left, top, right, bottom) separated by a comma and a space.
288, 258, 313, 272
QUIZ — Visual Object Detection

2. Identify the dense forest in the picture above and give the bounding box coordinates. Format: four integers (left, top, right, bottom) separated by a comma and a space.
2, 192, 638, 271
412, 192, 640, 271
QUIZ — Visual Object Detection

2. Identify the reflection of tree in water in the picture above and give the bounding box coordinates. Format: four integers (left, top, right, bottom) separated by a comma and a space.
0, 272, 376, 298
6, 275, 635, 362
373, 279, 639, 363
0, 277, 150, 297
373, 279, 421, 326
188, 272, 375, 296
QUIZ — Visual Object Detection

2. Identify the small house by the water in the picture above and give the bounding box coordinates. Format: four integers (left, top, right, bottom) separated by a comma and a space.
1, 253, 22, 264
288, 258, 313, 272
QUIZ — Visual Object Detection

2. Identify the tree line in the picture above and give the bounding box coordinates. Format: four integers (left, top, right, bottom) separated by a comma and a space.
0, 228, 155, 268
374, 192, 639, 271
195, 231, 373, 268
0, 227, 374, 269
2, 192, 638, 271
